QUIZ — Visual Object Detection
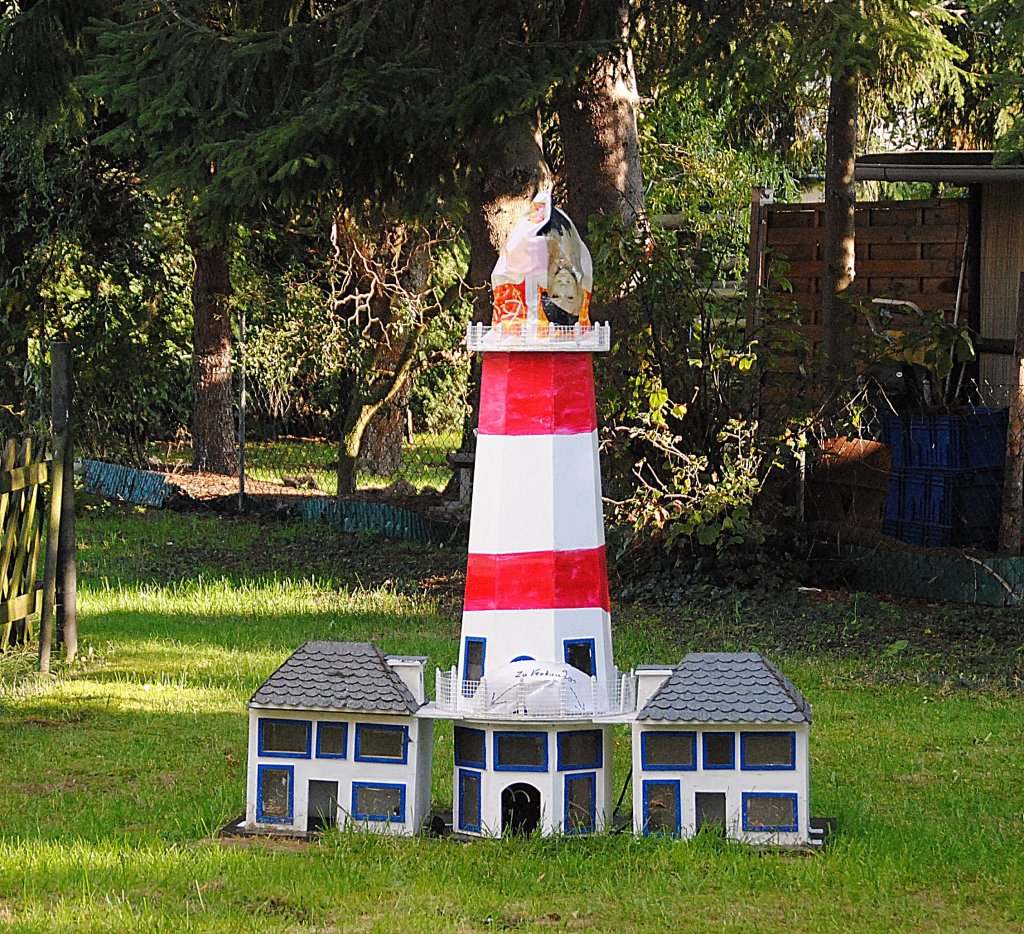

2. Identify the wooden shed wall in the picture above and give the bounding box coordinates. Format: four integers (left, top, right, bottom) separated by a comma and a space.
755, 197, 969, 364
979, 182, 1024, 391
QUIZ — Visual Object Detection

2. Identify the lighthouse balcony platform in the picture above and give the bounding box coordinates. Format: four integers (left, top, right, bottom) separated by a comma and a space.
431, 668, 636, 722
466, 322, 610, 353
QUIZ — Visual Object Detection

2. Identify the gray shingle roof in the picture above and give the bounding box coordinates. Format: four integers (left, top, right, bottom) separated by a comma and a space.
249, 641, 420, 714
637, 652, 811, 724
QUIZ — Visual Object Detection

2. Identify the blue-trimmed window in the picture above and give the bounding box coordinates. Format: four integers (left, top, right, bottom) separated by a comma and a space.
702, 732, 735, 770
351, 782, 406, 823
458, 769, 482, 833
740, 731, 796, 771
557, 730, 603, 771
316, 721, 348, 758
564, 772, 596, 834
642, 779, 680, 836
742, 792, 798, 833
494, 731, 548, 772
454, 726, 486, 768
256, 764, 293, 824
463, 637, 486, 682
258, 718, 311, 758
640, 731, 696, 771
355, 723, 409, 764
563, 639, 596, 677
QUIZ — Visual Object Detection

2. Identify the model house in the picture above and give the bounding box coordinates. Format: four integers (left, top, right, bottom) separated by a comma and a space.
632, 653, 812, 845
244, 641, 432, 836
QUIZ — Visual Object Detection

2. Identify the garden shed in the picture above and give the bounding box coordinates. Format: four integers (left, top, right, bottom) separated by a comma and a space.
751, 150, 1024, 403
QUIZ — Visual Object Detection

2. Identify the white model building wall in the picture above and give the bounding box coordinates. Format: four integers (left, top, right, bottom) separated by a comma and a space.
245, 709, 432, 837
631, 722, 810, 846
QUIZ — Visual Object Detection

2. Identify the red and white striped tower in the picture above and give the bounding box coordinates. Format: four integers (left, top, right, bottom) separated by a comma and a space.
434, 193, 623, 837
457, 346, 614, 687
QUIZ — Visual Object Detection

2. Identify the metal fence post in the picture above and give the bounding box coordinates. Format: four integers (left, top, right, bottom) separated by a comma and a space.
238, 306, 246, 512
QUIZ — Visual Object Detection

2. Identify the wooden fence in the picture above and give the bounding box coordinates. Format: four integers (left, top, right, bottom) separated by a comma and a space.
752, 196, 970, 367
0, 437, 50, 648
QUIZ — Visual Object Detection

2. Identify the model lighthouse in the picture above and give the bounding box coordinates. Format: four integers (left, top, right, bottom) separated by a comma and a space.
431, 192, 630, 837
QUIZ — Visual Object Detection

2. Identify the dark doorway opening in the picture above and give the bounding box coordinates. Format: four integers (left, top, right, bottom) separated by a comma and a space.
307, 780, 339, 833
501, 782, 542, 836
695, 792, 727, 834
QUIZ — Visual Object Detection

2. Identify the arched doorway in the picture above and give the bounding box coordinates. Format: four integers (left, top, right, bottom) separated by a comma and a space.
501, 783, 542, 836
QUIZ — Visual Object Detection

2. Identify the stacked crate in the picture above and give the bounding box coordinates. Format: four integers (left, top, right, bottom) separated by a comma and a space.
881, 409, 1008, 549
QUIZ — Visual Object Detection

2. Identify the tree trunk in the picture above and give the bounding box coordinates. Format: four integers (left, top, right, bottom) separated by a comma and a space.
821, 64, 859, 378
465, 112, 552, 324
459, 113, 551, 458
998, 272, 1024, 555
336, 325, 425, 495
556, 4, 645, 241
187, 227, 237, 474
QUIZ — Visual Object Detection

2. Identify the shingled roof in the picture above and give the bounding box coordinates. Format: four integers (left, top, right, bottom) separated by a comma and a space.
249, 641, 420, 714
637, 652, 811, 724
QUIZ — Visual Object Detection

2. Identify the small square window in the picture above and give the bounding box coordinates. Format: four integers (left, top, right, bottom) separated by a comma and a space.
565, 773, 596, 834
257, 765, 292, 823
352, 782, 405, 822
557, 730, 602, 770
564, 639, 596, 677
355, 724, 408, 763
455, 727, 486, 768
316, 722, 348, 758
742, 793, 798, 832
458, 770, 482, 833
741, 732, 795, 770
494, 732, 547, 771
464, 638, 485, 682
702, 732, 735, 769
259, 719, 311, 757
641, 731, 696, 770
642, 780, 680, 836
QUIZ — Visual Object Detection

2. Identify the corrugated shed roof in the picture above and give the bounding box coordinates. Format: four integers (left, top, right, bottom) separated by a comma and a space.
637, 652, 811, 724
249, 641, 420, 714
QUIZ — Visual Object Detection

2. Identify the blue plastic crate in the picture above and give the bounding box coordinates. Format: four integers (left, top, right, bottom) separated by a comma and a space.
880, 409, 1007, 471
885, 467, 959, 525
962, 408, 1008, 469
953, 468, 1003, 548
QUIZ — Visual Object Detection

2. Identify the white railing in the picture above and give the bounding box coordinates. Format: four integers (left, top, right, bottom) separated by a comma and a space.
465, 321, 611, 353
434, 667, 636, 721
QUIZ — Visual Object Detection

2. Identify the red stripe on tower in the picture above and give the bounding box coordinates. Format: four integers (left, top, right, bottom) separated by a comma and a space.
478, 353, 597, 436
464, 548, 610, 612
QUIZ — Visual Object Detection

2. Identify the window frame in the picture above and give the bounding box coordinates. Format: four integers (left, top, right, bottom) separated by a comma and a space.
563, 771, 597, 835
256, 763, 294, 824
463, 637, 486, 682
257, 717, 312, 759
563, 638, 596, 677
493, 730, 549, 773
354, 722, 409, 764
315, 721, 349, 759
454, 726, 487, 769
741, 792, 799, 833
351, 781, 407, 823
641, 779, 681, 837
640, 730, 697, 771
701, 731, 736, 770
556, 729, 603, 771
740, 731, 797, 771
457, 769, 483, 833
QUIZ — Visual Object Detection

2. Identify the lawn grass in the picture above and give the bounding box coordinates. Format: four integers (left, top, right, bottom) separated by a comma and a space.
149, 432, 461, 494
0, 502, 1022, 931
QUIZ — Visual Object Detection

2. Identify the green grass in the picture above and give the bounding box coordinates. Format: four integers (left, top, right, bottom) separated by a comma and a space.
0, 503, 1022, 931
148, 431, 462, 494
